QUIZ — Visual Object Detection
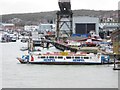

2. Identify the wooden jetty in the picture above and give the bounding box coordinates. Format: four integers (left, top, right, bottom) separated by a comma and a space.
51, 41, 78, 53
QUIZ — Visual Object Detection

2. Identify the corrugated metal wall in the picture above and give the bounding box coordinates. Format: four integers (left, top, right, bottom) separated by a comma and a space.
75, 23, 95, 34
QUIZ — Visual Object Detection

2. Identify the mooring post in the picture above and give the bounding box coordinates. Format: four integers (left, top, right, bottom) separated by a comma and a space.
113, 53, 116, 70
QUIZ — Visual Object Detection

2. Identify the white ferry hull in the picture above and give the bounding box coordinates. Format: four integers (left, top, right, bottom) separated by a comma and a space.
28, 61, 103, 65
17, 52, 111, 65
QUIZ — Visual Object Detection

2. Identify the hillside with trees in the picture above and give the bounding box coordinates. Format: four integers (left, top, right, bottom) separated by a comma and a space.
1, 9, 118, 26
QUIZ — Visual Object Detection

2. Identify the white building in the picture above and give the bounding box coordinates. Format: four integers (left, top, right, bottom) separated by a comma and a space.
1, 23, 15, 31
39, 24, 56, 33
24, 25, 39, 32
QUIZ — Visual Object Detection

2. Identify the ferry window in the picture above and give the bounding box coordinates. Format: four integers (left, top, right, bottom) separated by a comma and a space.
41, 56, 45, 58
38, 56, 40, 58
58, 56, 63, 59
71, 57, 74, 59
66, 57, 71, 59
90, 57, 92, 59
84, 57, 89, 59
75, 57, 80, 59
81, 57, 83, 59
49, 56, 54, 58
54, 56, 57, 59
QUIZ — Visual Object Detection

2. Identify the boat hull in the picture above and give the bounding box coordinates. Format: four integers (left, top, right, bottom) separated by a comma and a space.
17, 58, 113, 65
17, 53, 112, 65
17, 57, 28, 64
28, 62, 104, 65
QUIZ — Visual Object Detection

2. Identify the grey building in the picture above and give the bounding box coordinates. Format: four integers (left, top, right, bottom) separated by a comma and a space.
73, 16, 99, 35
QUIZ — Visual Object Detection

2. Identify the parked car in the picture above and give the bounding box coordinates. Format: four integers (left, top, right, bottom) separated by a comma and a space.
21, 37, 29, 43
11, 36, 17, 42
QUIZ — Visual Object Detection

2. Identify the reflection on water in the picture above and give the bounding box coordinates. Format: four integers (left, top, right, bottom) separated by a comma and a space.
0, 34, 118, 88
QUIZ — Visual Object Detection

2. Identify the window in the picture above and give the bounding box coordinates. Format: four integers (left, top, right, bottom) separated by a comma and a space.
41, 56, 45, 58
71, 57, 74, 59
81, 57, 83, 59
84, 57, 89, 59
54, 56, 57, 59
49, 56, 54, 59
75, 57, 80, 59
66, 57, 71, 59
58, 56, 63, 59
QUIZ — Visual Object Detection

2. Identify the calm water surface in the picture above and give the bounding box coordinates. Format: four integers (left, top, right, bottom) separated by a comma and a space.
0, 33, 118, 88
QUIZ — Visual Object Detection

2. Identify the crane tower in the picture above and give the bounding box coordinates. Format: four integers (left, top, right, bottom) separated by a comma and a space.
56, 0, 73, 40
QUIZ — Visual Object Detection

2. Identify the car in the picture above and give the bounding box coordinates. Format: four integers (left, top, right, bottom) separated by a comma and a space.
11, 36, 17, 42
21, 37, 29, 43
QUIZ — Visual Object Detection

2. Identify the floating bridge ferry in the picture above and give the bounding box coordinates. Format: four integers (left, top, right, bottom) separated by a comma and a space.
17, 51, 111, 65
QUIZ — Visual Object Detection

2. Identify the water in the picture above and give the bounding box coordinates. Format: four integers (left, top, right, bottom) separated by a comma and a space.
0, 33, 118, 88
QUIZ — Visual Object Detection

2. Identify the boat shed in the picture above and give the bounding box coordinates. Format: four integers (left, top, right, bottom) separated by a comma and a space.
73, 16, 99, 35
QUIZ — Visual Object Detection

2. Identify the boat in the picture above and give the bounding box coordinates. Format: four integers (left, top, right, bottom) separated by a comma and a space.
11, 36, 17, 42
17, 55, 29, 64
17, 51, 111, 65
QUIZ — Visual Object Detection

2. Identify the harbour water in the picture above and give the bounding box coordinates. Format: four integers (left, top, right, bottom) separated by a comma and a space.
0, 32, 118, 88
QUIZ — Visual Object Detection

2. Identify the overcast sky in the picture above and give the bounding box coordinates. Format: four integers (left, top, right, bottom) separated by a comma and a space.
0, 0, 119, 15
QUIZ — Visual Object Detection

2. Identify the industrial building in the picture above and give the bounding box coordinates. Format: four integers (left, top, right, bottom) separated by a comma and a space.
99, 23, 119, 37
73, 16, 99, 35
56, 16, 99, 36
56, 0, 99, 38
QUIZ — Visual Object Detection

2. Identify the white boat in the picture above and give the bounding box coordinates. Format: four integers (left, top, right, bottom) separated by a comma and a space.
17, 51, 111, 65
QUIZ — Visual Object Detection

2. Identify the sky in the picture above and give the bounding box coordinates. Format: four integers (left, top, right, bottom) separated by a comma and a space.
0, 0, 120, 15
